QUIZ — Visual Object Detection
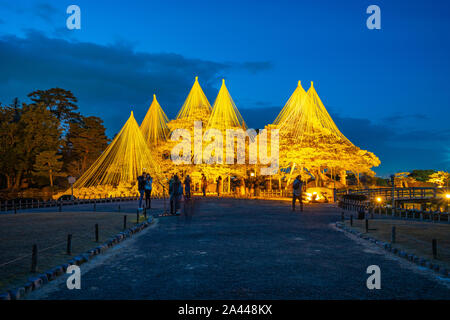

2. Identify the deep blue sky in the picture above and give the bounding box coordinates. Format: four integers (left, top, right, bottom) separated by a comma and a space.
1, 0, 449, 176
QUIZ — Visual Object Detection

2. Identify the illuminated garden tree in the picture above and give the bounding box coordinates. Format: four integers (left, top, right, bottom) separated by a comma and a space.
274, 81, 380, 188
56, 111, 163, 199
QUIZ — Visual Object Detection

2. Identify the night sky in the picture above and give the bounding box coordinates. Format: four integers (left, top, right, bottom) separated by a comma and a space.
1, 0, 449, 176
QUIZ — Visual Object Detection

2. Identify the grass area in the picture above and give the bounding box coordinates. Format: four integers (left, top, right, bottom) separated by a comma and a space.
0, 211, 148, 293
344, 218, 450, 268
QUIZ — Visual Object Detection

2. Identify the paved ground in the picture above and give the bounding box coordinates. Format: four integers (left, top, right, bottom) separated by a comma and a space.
27, 198, 450, 299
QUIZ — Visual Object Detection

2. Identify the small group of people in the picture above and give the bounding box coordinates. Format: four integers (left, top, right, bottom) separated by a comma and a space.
200, 173, 222, 197
138, 171, 304, 212
137, 172, 153, 209
169, 174, 192, 214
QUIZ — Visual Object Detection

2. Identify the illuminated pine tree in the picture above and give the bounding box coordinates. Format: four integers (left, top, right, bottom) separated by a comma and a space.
63, 111, 163, 198
140, 94, 170, 146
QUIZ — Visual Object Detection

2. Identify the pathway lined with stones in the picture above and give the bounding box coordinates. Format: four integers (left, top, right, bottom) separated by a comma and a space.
28, 198, 450, 299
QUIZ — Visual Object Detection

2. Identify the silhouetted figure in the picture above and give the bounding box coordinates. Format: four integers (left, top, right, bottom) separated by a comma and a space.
145, 174, 153, 209
170, 175, 182, 214
292, 175, 303, 212
216, 176, 222, 196
137, 172, 146, 209
184, 175, 192, 200
201, 174, 207, 197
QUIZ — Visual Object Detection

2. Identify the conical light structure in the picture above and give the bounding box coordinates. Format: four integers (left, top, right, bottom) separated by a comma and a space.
74, 111, 161, 189
176, 76, 212, 122
207, 79, 246, 130
140, 94, 170, 145
280, 81, 351, 144
273, 81, 307, 126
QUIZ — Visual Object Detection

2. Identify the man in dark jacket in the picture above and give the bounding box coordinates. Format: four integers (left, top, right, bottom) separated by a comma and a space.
292, 175, 303, 212
137, 172, 146, 209
201, 174, 207, 197
170, 175, 181, 214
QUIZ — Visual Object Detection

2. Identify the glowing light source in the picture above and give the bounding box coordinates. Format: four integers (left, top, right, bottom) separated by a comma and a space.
445, 193, 450, 199
140, 94, 170, 146
176, 76, 212, 122
56, 78, 381, 199
376, 197, 382, 203
305, 191, 322, 202
207, 79, 246, 130
57, 111, 163, 199
271, 81, 380, 187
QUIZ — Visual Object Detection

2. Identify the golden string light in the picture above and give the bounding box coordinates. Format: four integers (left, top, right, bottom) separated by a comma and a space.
68, 111, 163, 198
140, 94, 170, 146
55, 77, 380, 199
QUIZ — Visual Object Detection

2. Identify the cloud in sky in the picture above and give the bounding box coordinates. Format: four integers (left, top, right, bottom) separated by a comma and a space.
32, 2, 58, 21
0, 30, 448, 176
0, 30, 272, 129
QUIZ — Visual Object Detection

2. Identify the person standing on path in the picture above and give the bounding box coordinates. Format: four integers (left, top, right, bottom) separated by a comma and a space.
176, 177, 183, 214
137, 172, 146, 209
144, 174, 153, 209
292, 175, 303, 212
170, 175, 182, 214
184, 175, 192, 200
216, 176, 222, 197
201, 174, 207, 197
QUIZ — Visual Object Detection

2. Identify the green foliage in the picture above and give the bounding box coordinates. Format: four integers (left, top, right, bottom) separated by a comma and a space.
0, 88, 108, 190
33, 151, 63, 187
64, 115, 109, 177
28, 88, 80, 124
427, 171, 450, 186
0, 102, 61, 189
409, 169, 437, 182
374, 177, 389, 187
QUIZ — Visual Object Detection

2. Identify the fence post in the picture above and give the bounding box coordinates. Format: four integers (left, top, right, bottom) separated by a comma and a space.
67, 234, 72, 255
94, 200, 96, 211
123, 215, 127, 230
95, 224, 99, 242
341, 212, 344, 222
365, 219, 369, 233
118, 204, 121, 212
14, 200, 17, 214
350, 215, 353, 226
432, 239, 437, 259
31, 244, 38, 273
136, 210, 139, 224
391, 226, 396, 244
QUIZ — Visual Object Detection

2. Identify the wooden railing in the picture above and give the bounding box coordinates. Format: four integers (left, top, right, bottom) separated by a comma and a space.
335, 187, 439, 202
0, 195, 166, 213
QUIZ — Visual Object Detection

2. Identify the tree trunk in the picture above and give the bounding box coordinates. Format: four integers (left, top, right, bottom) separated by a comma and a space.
13, 170, 23, 190
340, 170, 347, 186
315, 169, 319, 187
6, 174, 11, 189
49, 169, 54, 187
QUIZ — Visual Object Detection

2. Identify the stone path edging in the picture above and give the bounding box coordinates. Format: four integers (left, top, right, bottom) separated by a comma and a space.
0, 217, 155, 300
335, 221, 449, 279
